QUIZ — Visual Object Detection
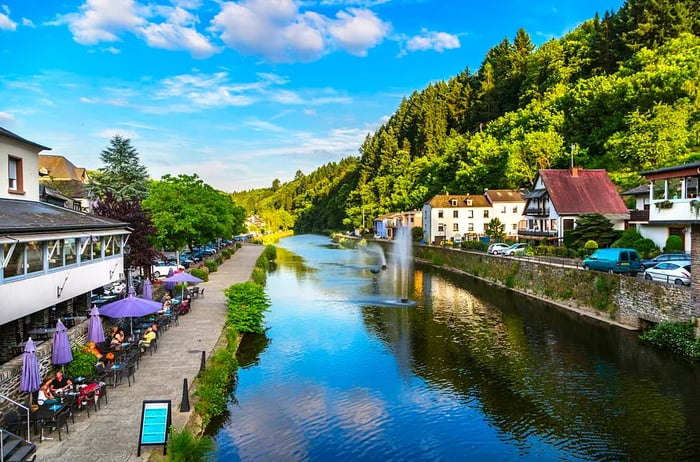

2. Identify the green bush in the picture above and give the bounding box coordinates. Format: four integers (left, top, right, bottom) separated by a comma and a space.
640, 322, 700, 359
190, 267, 209, 282
204, 260, 218, 273
462, 240, 489, 251
64, 347, 99, 378
236, 242, 242, 248
584, 240, 599, 250
166, 427, 215, 462
665, 235, 683, 252
194, 343, 239, 426
216, 255, 224, 265
225, 281, 271, 334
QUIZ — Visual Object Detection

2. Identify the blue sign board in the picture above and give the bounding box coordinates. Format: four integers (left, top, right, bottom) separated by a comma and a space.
137, 400, 172, 456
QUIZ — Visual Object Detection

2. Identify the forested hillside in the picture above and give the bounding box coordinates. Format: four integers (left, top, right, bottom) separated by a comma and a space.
233, 0, 700, 234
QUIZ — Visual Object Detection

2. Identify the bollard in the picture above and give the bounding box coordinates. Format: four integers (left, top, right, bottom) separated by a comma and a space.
199, 350, 206, 376
180, 378, 190, 412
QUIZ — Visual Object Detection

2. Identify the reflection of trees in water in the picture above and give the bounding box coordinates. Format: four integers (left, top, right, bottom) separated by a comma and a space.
275, 246, 318, 282
237, 332, 271, 369
361, 264, 700, 460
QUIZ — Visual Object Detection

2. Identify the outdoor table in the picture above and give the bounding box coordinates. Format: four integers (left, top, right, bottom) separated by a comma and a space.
30, 397, 73, 441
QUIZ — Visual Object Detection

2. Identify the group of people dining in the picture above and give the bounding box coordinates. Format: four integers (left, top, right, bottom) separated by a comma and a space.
37, 371, 73, 405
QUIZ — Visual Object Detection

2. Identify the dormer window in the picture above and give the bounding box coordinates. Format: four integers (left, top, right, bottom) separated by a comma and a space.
450, 199, 457, 206
466, 199, 473, 206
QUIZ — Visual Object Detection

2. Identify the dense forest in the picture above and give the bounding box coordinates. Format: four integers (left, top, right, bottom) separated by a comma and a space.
232, 0, 700, 234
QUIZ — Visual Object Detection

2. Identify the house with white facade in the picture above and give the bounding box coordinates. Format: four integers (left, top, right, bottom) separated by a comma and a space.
373, 210, 422, 239
422, 194, 492, 244
520, 168, 629, 243
621, 162, 700, 252
484, 189, 527, 238
0, 127, 130, 362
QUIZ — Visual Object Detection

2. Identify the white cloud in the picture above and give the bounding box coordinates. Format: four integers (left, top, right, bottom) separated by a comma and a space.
139, 6, 218, 58
245, 119, 286, 132
210, 1, 389, 62
403, 28, 460, 54
61, 0, 145, 45
0, 111, 15, 123
22, 18, 35, 28
329, 8, 388, 56
0, 5, 17, 31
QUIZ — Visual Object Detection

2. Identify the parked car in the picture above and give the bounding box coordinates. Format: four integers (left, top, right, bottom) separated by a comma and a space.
452, 236, 463, 247
503, 243, 527, 256
643, 261, 691, 285
487, 243, 510, 255
582, 248, 641, 275
151, 260, 184, 278
640, 253, 691, 271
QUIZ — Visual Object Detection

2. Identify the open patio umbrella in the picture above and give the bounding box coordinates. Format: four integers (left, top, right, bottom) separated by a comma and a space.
51, 319, 72, 368
162, 271, 204, 299
20, 338, 41, 407
142, 278, 153, 300
99, 294, 163, 338
87, 305, 105, 344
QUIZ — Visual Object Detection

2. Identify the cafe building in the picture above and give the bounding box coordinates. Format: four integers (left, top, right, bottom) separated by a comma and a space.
0, 127, 131, 362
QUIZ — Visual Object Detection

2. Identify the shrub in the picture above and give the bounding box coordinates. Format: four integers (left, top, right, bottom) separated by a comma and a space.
190, 267, 209, 282
204, 260, 218, 273
236, 242, 242, 249
225, 282, 271, 334
584, 240, 599, 250
64, 347, 98, 378
194, 343, 238, 426
166, 427, 215, 462
462, 240, 489, 251
665, 235, 683, 252
640, 322, 700, 359
216, 255, 224, 265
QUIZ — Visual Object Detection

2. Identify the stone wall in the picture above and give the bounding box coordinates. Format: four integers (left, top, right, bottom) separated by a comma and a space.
380, 242, 693, 330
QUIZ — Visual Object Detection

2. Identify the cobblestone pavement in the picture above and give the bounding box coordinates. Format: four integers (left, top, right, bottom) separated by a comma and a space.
35, 244, 265, 462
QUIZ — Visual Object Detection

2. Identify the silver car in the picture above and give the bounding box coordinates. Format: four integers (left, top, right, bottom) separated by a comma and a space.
643, 261, 691, 286
487, 243, 510, 255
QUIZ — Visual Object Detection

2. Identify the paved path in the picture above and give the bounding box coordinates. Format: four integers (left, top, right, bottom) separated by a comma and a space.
35, 244, 265, 461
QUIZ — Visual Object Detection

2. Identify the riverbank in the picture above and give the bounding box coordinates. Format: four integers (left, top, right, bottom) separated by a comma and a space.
34, 243, 265, 462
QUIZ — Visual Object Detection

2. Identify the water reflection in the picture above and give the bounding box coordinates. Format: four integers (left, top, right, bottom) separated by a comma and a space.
216, 235, 700, 461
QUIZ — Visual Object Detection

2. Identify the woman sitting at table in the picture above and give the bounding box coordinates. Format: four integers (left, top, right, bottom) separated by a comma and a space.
110, 326, 124, 346
139, 327, 156, 352
37, 380, 59, 405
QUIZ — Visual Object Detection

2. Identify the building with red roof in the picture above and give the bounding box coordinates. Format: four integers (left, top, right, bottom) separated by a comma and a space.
520, 168, 629, 243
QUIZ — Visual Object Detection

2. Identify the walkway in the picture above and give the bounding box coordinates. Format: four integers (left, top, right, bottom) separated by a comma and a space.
35, 244, 265, 461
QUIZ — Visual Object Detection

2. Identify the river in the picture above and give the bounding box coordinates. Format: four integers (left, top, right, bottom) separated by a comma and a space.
211, 234, 700, 461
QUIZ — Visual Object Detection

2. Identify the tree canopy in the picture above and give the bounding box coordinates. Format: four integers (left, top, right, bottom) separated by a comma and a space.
88, 135, 150, 200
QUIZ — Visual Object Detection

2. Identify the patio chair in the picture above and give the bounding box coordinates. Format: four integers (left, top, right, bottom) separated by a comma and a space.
43, 406, 71, 441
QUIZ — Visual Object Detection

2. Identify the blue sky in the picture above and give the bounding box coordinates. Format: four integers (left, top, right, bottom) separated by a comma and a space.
0, 0, 623, 192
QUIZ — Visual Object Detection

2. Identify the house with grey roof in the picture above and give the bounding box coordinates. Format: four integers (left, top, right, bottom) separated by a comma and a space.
1, 126, 130, 362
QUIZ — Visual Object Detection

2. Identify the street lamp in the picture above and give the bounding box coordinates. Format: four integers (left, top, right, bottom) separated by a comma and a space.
124, 243, 131, 295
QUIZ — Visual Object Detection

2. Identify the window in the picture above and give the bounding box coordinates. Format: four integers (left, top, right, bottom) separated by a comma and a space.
437, 223, 445, 232
468, 210, 473, 219
80, 236, 93, 262
501, 206, 506, 214
8, 156, 23, 193
48, 240, 64, 269
512, 223, 517, 231
453, 223, 459, 231
484, 210, 489, 218
3, 243, 24, 278
25, 241, 43, 274
453, 210, 459, 218
450, 199, 457, 206
468, 223, 474, 232
513, 206, 518, 214
64, 238, 77, 266
438, 210, 444, 218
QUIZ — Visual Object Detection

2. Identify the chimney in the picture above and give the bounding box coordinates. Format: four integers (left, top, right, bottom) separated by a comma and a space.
571, 166, 579, 177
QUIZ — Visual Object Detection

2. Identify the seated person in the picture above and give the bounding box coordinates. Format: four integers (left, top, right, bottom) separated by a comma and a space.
110, 326, 124, 346
37, 380, 59, 405
49, 371, 73, 394
139, 327, 157, 351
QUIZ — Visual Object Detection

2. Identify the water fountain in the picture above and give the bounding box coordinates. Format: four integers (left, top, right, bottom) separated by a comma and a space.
393, 226, 413, 303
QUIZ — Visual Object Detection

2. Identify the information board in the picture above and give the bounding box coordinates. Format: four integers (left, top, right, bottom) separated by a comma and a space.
137, 400, 172, 456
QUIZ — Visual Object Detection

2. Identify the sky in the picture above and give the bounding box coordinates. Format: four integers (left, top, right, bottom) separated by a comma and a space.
0, 0, 624, 192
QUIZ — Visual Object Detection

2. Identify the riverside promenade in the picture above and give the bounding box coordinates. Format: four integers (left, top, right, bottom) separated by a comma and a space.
35, 243, 265, 461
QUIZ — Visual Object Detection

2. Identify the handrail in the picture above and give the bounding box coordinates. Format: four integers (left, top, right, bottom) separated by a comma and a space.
0, 393, 31, 443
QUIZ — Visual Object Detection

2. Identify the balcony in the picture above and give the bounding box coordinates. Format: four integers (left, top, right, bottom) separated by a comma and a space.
648, 199, 700, 223
518, 229, 558, 238
629, 209, 649, 223
524, 207, 550, 216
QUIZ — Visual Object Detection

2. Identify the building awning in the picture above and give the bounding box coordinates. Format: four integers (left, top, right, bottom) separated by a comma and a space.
0, 229, 129, 245
522, 189, 546, 199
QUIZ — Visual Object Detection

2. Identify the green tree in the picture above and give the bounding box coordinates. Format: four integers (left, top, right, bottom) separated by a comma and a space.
485, 217, 506, 242
143, 174, 246, 252
88, 135, 149, 200
569, 213, 618, 248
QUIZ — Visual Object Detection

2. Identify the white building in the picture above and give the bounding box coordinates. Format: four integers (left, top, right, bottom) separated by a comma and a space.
484, 189, 527, 238
0, 127, 130, 361
422, 194, 492, 244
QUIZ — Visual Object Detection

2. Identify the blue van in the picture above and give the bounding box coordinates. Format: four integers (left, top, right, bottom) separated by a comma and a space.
582, 248, 641, 275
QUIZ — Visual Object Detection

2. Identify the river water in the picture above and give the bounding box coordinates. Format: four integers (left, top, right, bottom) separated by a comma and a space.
212, 234, 700, 461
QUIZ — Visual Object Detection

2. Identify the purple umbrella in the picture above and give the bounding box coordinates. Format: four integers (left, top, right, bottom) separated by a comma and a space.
20, 338, 41, 406
162, 272, 204, 299
142, 278, 153, 300
99, 295, 163, 337
51, 320, 72, 366
87, 305, 105, 344
165, 267, 175, 293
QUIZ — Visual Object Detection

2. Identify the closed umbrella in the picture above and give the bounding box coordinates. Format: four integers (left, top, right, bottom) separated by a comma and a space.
162, 272, 204, 299
20, 338, 41, 405
165, 267, 175, 293
87, 305, 105, 344
142, 278, 153, 300
51, 320, 72, 367
99, 295, 163, 338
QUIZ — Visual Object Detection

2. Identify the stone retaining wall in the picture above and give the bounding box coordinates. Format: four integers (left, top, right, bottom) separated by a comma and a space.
379, 242, 692, 329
